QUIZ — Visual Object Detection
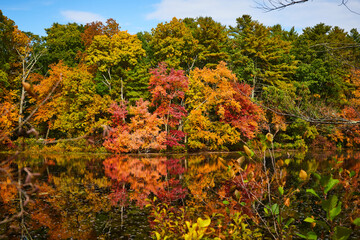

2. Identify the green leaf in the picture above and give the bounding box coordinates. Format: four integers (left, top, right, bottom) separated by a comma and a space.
324, 177, 339, 194
284, 159, 291, 165
306, 188, 320, 199
223, 200, 229, 205
322, 195, 338, 212
296, 232, 317, 240
353, 217, 360, 226
278, 186, 284, 196
313, 172, 321, 180
304, 217, 316, 223
306, 231, 318, 240
264, 206, 269, 215
285, 218, 295, 228
334, 226, 352, 240
296, 233, 307, 239
271, 203, 279, 215
234, 190, 241, 200
329, 201, 342, 221
349, 170, 355, 178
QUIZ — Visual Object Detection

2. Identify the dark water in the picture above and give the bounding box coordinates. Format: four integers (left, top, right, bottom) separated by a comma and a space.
0, 151, 359, 239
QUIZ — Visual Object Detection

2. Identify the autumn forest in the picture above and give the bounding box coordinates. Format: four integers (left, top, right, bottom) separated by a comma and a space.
1, 9, 360, 240
1, 10, 360, 153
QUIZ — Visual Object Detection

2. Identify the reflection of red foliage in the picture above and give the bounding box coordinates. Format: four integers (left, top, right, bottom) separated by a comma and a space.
109, 187, 127, 206
157, 178, 188, 203
224, 163, 264, 215
165, 158, 186, 175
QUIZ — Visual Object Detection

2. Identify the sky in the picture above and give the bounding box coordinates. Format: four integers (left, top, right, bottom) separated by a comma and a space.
1, 0, 359, 36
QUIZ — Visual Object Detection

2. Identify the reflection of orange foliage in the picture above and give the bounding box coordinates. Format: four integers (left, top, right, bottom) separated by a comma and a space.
28, 173, 110, 240
0, 178, 17, 206
104, 156, 168, 207
186, 155, 227, 200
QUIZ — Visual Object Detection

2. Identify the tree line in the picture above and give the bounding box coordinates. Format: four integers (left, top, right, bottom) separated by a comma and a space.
1, 10, 360, 152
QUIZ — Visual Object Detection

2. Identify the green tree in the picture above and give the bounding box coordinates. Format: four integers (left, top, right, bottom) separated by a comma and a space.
41, 23, 85, 70
150, 17, 198, 70
229, 15, 298, 98
184, 16, 229, 69
86, 30, 146, 101
293, 24, 356, 104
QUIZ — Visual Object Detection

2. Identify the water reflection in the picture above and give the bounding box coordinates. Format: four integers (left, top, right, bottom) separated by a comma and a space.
0, 151, 359, 239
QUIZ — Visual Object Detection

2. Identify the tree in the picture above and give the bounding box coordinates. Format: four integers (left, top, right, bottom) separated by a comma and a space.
0, 10, 18, 95
81, 18, 120, 49
104, 99, 166, 153
293, 24, 356, 104
32, 62, 111, 139
41, 23, 84, 69
185, 62, 264, 150
229, 15, 298, 98
86, 30, 146, 101
149, 63, 188, 147
184, 17, 229, 69
150, 17, 198, 70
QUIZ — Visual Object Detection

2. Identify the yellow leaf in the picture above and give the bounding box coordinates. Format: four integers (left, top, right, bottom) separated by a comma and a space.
299, 169, 307, 181
243, 145, 254, 157
284, 198, 290, 207
266, 132, 273, 142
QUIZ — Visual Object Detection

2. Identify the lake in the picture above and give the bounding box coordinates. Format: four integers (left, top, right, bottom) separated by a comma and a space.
0, 150, 359, 239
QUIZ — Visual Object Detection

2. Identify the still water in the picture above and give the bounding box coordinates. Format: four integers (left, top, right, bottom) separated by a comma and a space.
0, 151, 359, 239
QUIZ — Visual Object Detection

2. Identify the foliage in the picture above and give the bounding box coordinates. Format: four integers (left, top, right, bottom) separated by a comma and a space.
229, 15, 298, 97
185, 62, 264, 150
149, 62, 188, 148
42, 22, 84, 69
32, 62, 111, 138
150, 17, 198, 70
104, 99, 166, 153
184, 16, 229, 69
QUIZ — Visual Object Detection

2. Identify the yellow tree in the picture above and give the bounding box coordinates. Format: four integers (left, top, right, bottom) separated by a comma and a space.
32, 62, 111, 138
185, 62, 264, 150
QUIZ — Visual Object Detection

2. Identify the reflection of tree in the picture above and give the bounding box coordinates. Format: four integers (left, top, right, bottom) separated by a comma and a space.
1, 154, 112, 240
185, 155, 227, 200
29, 173, 111, 240
104, 155, 188, 207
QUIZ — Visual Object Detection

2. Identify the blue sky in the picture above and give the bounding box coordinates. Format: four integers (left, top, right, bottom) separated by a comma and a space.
1, 0, 359, 36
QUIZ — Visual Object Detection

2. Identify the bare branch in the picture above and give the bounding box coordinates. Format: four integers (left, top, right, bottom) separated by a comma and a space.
255, 0, 309, 12
340, 0, 360, 15
256, 0, 360, 15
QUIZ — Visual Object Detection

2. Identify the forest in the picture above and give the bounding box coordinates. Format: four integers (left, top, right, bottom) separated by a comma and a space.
1, 10, 360, 153
1, 8, 360, 240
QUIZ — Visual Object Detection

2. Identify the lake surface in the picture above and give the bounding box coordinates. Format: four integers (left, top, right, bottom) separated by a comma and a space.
0, 151, 359, 239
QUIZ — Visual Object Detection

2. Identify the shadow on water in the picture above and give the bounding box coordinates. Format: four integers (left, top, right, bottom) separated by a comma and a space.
0, 150, 359, 239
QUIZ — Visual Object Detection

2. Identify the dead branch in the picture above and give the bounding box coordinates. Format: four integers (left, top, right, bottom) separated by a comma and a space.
256, 0, 360, 14
255, 0, 309, 12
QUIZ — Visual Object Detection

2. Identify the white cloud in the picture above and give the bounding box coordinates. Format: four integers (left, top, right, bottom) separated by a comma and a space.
146, 0, 360, 32
61, 10, 106, 24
